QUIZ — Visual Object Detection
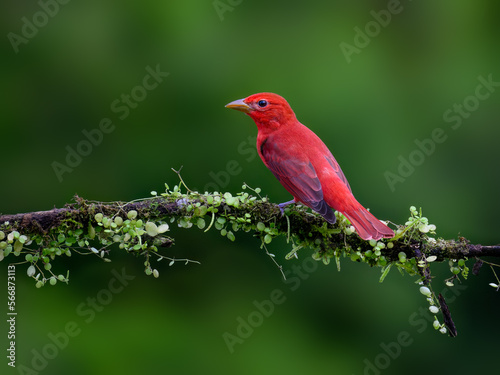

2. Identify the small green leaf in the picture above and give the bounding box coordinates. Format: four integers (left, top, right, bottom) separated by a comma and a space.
194, 205, 208, 216
433, 320, 441, 330
14, 240, 23, 253
429, 306, 439, 314
65, 237, 76, 245
145, 222, 159, 237
419, 286, 432, 296
379, 264, 392, 283
3, 245, 12, 256
27, 265, 36, 277
335, 254, 341, 272
196, 218, 206, 230
157, 224, 169, 233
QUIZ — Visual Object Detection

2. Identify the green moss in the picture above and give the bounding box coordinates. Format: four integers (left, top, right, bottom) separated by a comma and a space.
1, 173, 499, 337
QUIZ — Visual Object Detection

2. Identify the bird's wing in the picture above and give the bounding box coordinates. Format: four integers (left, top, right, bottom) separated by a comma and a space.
260, 138, 336, 223
324, 152, 352, 193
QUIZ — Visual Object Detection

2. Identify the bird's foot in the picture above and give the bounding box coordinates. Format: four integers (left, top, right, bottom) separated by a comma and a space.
278, 200, 295, 216
176, 198, 189, 208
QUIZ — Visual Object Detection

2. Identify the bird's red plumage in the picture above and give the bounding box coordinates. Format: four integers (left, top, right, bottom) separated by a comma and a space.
226, 92, 394, 241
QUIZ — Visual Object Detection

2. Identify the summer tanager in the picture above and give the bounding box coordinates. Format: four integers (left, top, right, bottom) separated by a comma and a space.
226, 92, 394, 241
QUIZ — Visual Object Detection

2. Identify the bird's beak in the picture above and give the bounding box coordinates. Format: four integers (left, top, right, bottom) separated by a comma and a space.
225, 99, 252, 113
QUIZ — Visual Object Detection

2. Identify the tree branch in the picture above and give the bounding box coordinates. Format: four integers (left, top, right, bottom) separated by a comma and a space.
1, 193, 498, 260
2, 182, 499, 337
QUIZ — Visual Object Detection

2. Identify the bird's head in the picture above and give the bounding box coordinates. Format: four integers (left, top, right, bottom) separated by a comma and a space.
225, 93, 297, 129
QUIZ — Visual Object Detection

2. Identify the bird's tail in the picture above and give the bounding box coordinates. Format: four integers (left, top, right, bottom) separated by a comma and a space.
342, 204, 394, 241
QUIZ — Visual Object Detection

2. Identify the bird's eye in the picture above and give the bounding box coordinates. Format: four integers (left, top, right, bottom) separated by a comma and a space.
258, 99, 268, 108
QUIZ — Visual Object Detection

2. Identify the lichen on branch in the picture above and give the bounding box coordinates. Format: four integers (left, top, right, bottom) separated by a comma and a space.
1, 173, 500, 336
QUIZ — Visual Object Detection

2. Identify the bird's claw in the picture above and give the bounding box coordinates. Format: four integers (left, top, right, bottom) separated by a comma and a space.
278, 200, 295, 217
176, 198, 189, 207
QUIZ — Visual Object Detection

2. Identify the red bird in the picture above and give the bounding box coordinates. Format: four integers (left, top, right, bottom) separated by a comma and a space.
226, 92, 394, 241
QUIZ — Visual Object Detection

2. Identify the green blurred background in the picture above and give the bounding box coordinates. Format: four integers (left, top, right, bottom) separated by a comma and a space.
1, 1, 500, 374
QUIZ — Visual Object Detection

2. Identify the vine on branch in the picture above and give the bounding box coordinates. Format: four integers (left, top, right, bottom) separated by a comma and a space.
1, 170, 500, 337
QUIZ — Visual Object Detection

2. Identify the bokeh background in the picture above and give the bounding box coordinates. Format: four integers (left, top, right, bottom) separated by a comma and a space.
1, 1, 500, 374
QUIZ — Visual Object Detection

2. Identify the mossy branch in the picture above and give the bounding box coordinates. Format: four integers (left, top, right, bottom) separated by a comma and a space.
1, 189, 498, 263
1, 177, 500, 337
